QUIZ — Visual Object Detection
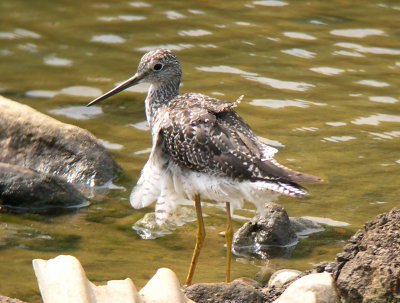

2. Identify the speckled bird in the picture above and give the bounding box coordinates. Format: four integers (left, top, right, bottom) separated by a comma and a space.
87, 49, 321, 286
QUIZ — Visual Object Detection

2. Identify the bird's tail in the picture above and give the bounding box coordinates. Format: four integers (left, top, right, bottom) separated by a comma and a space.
268, 158, 322, 183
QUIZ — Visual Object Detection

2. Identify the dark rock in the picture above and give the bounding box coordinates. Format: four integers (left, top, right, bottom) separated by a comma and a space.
0, 162, 87, 211
232, 203, 298, 259
0, 295, 27, 303
318, 208, 400, 303
0, 96, 119, 187
184, 279, 265, 303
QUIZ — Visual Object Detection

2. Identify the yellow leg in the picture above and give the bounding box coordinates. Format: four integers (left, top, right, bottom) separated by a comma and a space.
225, 202, 233, 283
185, 194, 205, 286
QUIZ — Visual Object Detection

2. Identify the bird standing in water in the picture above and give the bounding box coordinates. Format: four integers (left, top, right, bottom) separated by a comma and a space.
87, 49, 320, 285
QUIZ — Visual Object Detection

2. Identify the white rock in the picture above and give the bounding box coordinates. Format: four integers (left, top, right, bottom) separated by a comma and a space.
273, 272, 340, 303
94, 280, 140, 303
33, 255, 140, 303
139, 268, 195, 303
268, 269, 302, 288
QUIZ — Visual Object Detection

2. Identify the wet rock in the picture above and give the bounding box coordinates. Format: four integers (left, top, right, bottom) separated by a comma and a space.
0, 163, 87, 211
232, 203, 298, 258
329, 208, 400, 303
0, 95, 119, 187
184, 279, 265, 303
0, 296, 27, 303
273, 272, 340, 303
290, 217, 325, 235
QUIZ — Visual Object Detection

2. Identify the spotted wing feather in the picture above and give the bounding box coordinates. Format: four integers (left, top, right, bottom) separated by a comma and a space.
161, 93, 319, 196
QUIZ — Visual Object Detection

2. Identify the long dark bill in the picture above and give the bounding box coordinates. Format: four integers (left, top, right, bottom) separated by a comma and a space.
87, 74, 141, 107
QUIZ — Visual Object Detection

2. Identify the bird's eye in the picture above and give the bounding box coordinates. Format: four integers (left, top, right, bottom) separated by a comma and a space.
153, 63, 163, 71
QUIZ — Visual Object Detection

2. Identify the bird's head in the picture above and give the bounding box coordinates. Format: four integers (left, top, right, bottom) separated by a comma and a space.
87, 49, 182, 107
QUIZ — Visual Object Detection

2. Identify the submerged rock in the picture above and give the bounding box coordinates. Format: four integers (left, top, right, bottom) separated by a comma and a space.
322, 208, 400, 303
0, 163, 87, 211
232, 203, 298, 258
184, 279, 265, 303
0, 95, 119, 187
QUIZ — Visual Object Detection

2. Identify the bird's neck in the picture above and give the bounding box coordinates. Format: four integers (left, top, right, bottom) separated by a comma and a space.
145, 79, 180, 128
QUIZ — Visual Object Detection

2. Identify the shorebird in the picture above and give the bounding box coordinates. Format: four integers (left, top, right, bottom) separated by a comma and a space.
87, 49, 320, 285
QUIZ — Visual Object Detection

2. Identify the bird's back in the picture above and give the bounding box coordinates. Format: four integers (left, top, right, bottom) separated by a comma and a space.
160, 93, 320, 193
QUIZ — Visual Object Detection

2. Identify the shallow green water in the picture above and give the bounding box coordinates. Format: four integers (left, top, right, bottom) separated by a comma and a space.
1, 0, 400, 301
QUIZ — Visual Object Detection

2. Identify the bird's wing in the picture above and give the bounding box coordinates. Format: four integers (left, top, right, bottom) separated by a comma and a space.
161, 93, 320, 183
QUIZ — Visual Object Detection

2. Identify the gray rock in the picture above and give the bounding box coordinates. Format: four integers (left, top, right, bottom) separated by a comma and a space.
333, 208, 400, 303
184, 279, 265, 303
232, 203, 298, 258
0, 96, 119, 187
0, 162, 87, 211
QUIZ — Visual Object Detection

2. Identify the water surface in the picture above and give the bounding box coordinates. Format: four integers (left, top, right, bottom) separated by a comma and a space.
0, 0, 399, 301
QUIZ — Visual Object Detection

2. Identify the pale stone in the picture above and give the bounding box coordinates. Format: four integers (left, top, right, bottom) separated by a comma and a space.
94, 279, 140, 303
268, 269, 302, 288
33, 255, 94, 303
32, 255, 140, 303
273, 272, 340, 303
139, 268, 195, 303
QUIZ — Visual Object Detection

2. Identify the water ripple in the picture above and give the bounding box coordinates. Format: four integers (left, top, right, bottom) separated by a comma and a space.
98, 139, 124, 150
43, 56, 72, 67
245, 75, 315, 91
351, 113, 400, 125
90, 34, 126, 44
250, 99, 325, 108
196, 65, 257, 76
333, 50, 365, 57
369, 131, 400, 140
253, 0, 288, 6
294, 126, 319, 132
368, 96, 397, 104
164, 10, 186, 20
98, 15, 146, 22
48, 106, 103, 120
281, 48, 316, 59
321, 136, 356, 143
0, 28, 41, 40
60, 86, 102, 97
136, 43, 193, 52
128, 121, 149, 131
129, 1, 151, 7
355, 80, 390, 87
188, 9, 205, 15
178, 29, 212, 37
325, 122, 347, 127
283, 32, 316, 40
25, 90, 58, 98
335, 42, 400, 55
330, 28, 385, 38
301, 216, 349, 227
310, 67, 345, 75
